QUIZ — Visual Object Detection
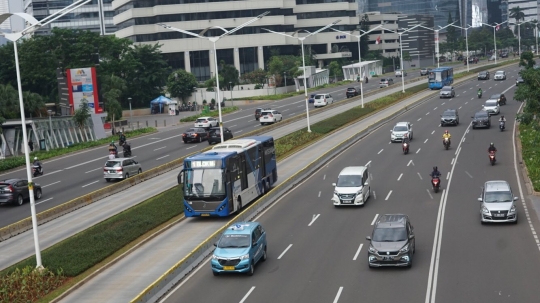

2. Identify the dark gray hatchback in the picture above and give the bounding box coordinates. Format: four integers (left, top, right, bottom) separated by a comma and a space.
366, 214, 415, 268
0, 179, 42, 206
472, 111, 491, 129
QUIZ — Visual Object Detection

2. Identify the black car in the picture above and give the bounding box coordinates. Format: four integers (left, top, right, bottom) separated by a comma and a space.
516, 76, 525, 86
346, 87, 360, 98
477, 71, 490, 80
472, 111, 491, 129
182, 127, 209, 143
440, 109, 459, 126
0, 179, 42, 206
489, 93, 507, 105
207, 127, 234, 145
254, 107, 271, 121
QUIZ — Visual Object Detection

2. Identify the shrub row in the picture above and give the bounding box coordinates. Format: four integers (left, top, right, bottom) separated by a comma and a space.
0, 127, 157, 173
231, 80, 354, 101
519, 124, 540, 191
179, 106, 240, 122
0, 266, 65, 303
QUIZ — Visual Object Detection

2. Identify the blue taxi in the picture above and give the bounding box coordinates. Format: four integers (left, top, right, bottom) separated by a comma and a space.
211, 222, 267, 276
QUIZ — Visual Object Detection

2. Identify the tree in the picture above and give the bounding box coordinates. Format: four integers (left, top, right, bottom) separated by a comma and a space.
359, 14, 370, 59
402, 51, 412, 65
218, 60, 239, 90
515, 68, 540, 123
101, 74, 127, 121
267, 55, 301, 86
510, 6, 525, 45
167, 69, 198, 103
241, 69, 267, 87
0, 84, 18, 125
72, 100, 92, 131
22, 91, 45, 118
328, 61, 342, 82
519, 51, 536, 68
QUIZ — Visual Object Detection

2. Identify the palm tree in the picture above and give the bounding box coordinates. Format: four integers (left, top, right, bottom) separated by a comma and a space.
510, 6, 525, 52
100, 74, 127, 122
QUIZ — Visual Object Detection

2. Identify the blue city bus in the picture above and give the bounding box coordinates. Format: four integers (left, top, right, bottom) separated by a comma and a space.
178, 136, 277, 217
428, 67, 454, 89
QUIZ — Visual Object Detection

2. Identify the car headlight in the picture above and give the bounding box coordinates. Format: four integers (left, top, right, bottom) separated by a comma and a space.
212, 255, 219, 260
509, 205, 516, 214
368, 245, 378, 254
399, 244, 410, 253
482, 206, 490, 214
239, 254, 250, 260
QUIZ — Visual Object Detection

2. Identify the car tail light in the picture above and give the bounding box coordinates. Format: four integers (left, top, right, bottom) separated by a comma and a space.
268, 114, 273, 117
3, 185, 14, 192
116, 167, 123, 172
182, 134, 186, 137
194, 133, 199, 137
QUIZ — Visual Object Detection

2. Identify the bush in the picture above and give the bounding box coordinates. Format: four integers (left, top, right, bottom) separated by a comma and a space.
519, 123, 540, 191
179, 106, 240, 122
0, 266, 66, 303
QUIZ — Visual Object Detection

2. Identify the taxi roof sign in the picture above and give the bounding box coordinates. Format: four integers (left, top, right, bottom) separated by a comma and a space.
229, 223, 250, 231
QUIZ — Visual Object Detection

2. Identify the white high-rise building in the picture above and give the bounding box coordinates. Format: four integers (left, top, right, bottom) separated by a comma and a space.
0, 0, 10, 30
508, 0, 538, 32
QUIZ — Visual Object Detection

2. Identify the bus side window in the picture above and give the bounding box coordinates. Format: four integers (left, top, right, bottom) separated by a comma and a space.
177, 170, 184, 185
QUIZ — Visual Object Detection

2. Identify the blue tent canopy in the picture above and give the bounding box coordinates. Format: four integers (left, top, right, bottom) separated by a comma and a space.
150, 95, 172, 105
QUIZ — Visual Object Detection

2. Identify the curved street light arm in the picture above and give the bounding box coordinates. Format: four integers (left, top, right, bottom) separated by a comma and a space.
224, 11, 270, 37
262, 28, 295, 38
198, 25, 228, 36
157, 23, 205, 39
306, 20, 341, 38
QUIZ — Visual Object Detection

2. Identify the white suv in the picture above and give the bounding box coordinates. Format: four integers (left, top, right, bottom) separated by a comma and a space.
479, 180, 518, 223
259, 110, 283, 125
313, 94, 334, 108
395, 70, 407, 77
194, 117, 218, 128
390, 122, 413, 142
332, 166, 370, 206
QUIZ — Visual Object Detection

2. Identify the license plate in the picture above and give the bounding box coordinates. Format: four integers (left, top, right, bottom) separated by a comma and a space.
494, 214, 505, 217
342, 200, 352, 204
201, 214, 210, 217
223, 266, 235, 270
383, 256, 393, 261
109, 171, 115, 173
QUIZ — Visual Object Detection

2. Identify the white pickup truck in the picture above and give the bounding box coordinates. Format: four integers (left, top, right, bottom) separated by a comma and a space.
395, 70, 407, 77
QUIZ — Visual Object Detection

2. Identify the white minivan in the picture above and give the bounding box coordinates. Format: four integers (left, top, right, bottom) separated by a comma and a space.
313, 94, 334, 108
332, 166, 370, 206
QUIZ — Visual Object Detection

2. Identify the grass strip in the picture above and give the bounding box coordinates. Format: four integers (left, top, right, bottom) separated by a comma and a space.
179, 106, 240, 122
519, 123, 540, 192
0, 127, 157, 173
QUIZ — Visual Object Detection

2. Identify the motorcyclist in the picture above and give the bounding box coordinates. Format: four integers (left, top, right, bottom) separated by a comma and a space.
430, 166, 441, 186
477, 88, 482, 97
442, 130, 451, 146
402, 133, 410, 151
488, 142, 497, 153
122, 141, 132, 156
33, 157, 42, 173
499, 115, 507, 123
109, 141, 118, 157
118, 132, 126, 145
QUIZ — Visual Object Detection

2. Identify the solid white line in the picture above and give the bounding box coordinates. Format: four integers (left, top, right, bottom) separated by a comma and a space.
156, 155, 170, 160
333, 287, 344, 303
277, 244, 293, 259
365, 160, 372, 166
239, 286, 256, 303
418, 172, 423, 180
185, 146, 197, 149
35, 197, 53, 205
371, 214, 379, 225
455, 147, 461, 155
450, 158, 455, 165
424, 138, 429, 143
353, 244, 363, 261
153, 146, 166, 151
397, 173, 403, 181
446, 172, 450, 180
81, 180, 99, 188
416, 148, 421, 154
85, 167, 102, 173
308, 214, 320, 226
377, 149, 384, 154
385, 190, 392, 200
41, 181, 61, 188
407, 159, 413, 166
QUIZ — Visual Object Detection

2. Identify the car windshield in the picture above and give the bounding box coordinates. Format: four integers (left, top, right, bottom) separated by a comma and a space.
185, 128, 197, 133
475, 112, 488, 118
442, 87, 451, 91
495, 71, 504, 75
479, 72, 486, 75
347, 88, 355, 91
485, 101, 498, 107
443, 111, 455, 117
490, 94, 500, 99
393, 126, 408, 132
336, 175, 362, 187
372, 227, 408, 242
314, 95, 324, 99
196, 118, 207, 122
105, 161, 121, 168
184, 168, 225, 199
484, 191, 513, 203
210, 129, 221, 135
380, 79, 387, 82
217, 234, 250, 248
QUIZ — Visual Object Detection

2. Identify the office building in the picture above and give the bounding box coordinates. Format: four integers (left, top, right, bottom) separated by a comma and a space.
508, 0, 538, 32
0, 0, 10, 30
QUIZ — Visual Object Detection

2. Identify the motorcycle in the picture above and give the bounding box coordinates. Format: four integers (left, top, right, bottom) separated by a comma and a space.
489, 151, 496, 166
402, 142, 409, 154
123, 148, 132, 158
431, 176, 441, 193
443, 138, 451, 150
108, 146, 118, 159
32, 165, 43, 177
477, 91, 482, 99
499, 121, 505, 132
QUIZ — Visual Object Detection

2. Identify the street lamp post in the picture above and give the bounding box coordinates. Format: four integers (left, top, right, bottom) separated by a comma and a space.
229, 81, 232, 101
158, 11, 269, 143
448, 24, 472, 71
283, 71, 287, 93
263, 20, 342, 132
47, 110, 53, 141
481, 21, 508, 65
381, 24, 423, 92
128, 97, 132, 128
331, 24, 382, 108
0, 0, 92, 269
418, 22, 456, 68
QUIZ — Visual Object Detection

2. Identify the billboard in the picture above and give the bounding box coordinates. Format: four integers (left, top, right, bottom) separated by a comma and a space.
66, 67, 102, 114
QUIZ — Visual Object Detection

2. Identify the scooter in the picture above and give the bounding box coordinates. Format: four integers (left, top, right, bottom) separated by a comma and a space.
499, 121, 505, 132
431, 176, 441, 193
32, 165, 43, 177
443, 138, 451, 150
489, 151, 496, 166
402, 142, 409, 154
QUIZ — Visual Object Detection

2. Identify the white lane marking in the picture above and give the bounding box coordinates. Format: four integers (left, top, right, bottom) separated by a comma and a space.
353, 244, 364, 261
426, 112, 430, 115
323, 174, 326, 180
288, 113, 295, 116
236, 130, 243, 133
229, 125, 237, 128
148, 137, 161, 140
371, 214, 379, 225
81, 180, 99, 188
450, 158, 455, 165
397, 173, 403, 181
455, 147, 461, 155
254, 125, 260, 127
277, 244, 293, 259
373, 191, 377, 199
318, 191, 321, 198
378, 149, 384, 154
308, 214, 320, 226
153, 146, 166, 151
424, 138, 429, 144
385, 190, 392, 200
465, 101, 468, 104
416, 148, 421, 154
433, 107, 438, 110
41, 181, 61, 188
156, 155, 169, 160
441, 102, 445, 105
365, 160, 372, 166
465, 171, 473, 178
458, 106, 462, 109
43, 170, 63, 176
85, 167, 102, 173
418, 118, 422, 121
446, 172, 450, 180
461, 136, 466, 142
186, 146, 197, 149
431, 130, 435, 135
426, 189, 434, 199
239, 286, 256, 303
418, 172, 423, 180
407, 160, 413, 166
333, 287, 344, 303
35, 197, 53, 205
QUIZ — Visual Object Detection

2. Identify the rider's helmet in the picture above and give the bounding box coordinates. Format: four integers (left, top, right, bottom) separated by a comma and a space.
34, 157, 38, 161
433, 166, 438, 171
490, 142, 494, 147
444, 130, 449, 134
501, 115, 505, 119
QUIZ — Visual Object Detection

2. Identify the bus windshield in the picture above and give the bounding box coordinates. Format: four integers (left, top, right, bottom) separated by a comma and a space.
184, 168, 226, 199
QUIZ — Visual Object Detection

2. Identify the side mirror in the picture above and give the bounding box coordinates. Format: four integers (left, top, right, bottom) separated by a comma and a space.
364, 182, 369, 186
332, 183, 336, 187
471, 116, 474, 118
514, 197, 519, 201
366, 236, 371, 241
409, 235, 415, 239
481, 105, 485, 107
477, 198, 483, 202
390, 130, 392, 132
213, 242, 217, 247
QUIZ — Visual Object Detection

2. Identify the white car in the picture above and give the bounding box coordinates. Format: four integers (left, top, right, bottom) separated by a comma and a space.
259, 110, 283, 125
395, 70, 407, 77
313, 94, 334, 108
482, 99, 500, 115
390, 122, 413, 142
493, 71, 506, 80
194, 117, 218, 128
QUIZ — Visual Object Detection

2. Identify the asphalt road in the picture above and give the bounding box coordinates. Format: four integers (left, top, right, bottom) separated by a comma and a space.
0, 65, 438, 227
160, 65, 540, 303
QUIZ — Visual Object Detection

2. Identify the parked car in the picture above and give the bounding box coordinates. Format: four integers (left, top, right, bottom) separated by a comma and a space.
439, 86, 455, 99
489, 93, 507, 105
346, 87, 360, 98
207, 127, 233, 145
479, 180, 518, 224
308, 94, 316, 104
440, 109, 459, 126
395, 70, 407, 77
472, 111, 491, 129
477, 71, 490, 80
366, 214, 415, 268
254, 107, 271, 121
104, 158, 142, 182
182, 127, 209, 143
379, 78, 394, 88
482, 99, 500, 115
194, 117, 218, 128
516, 76, 525, 86
493, 70, 506, 80
0, 179, 42, 206
313, 94, 334, 108
390, 122, 413, 142
259, 110, 283, 125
